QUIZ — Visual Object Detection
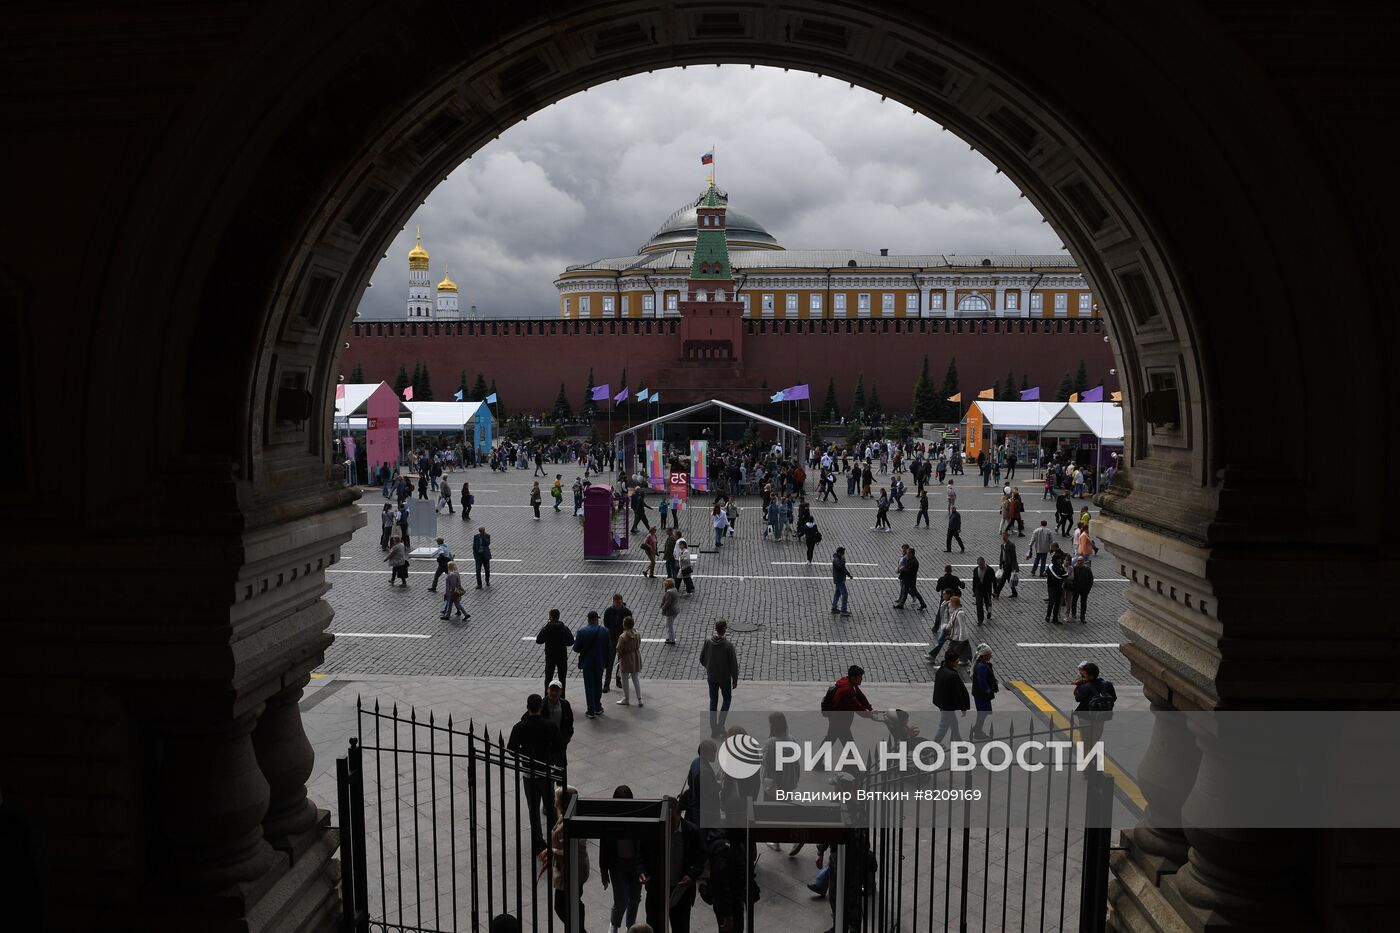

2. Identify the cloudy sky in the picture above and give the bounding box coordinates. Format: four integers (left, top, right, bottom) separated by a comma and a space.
356, 66, 1063, 320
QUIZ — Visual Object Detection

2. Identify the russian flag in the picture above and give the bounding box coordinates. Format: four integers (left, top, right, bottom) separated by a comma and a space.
701, 151, 714, 165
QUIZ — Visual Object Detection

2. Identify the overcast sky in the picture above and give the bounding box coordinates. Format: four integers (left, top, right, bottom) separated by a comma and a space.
355, 66, 1063, 320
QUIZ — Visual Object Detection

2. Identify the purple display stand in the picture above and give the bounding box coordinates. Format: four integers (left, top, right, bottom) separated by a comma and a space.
583, 485, 628, 558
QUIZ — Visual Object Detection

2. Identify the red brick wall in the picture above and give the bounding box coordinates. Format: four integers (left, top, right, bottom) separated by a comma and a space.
343, 317, 1118, 416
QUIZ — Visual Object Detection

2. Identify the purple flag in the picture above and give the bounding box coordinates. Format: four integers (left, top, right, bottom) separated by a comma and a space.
783, 384, 811, 401
1020, 387, 1040, 401
591, 384, 611, 402
1081, 385, 1104, 403
613, 386, 629, 403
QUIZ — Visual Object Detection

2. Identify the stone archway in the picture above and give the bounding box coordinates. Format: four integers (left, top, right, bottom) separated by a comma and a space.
3, 2, 1394, 930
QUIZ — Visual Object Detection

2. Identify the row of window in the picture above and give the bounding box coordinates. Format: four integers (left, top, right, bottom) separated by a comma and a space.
564, 291, 1092, 316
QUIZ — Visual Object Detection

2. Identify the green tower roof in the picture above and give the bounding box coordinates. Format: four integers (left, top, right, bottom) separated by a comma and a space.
689, 182, 732, 280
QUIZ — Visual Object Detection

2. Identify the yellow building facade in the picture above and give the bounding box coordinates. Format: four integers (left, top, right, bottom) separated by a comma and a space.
555, 187, 1097, 321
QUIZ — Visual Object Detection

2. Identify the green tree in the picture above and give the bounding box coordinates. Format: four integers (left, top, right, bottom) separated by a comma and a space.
417, 365, 434, 401
471, 372, 488, 401
618, 367, 628, 396
1020, 373, 1030, 392
503, 415, 532, 441
582, 367, 597, 418
912, 356, 938, 423
1000, 369, 1017, 401
938, 357, 960, 421
866, 383, 883, 422
1055, 372, 1075, 401
410, 361, 423, 398
1073, 359, 1089, 397
349, 362, 364, 384
851, 374, 867, 420
458, 369, 469, 399
552, 381, 573, 421
991, 379, 1001, 403
393, 363, 411, 396
821, 376, 840, 422
489, 379, 505, 419
888, 414, 913, 440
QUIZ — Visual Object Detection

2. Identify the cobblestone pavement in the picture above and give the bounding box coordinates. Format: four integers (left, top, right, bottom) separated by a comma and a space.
321, 463, 1136, 691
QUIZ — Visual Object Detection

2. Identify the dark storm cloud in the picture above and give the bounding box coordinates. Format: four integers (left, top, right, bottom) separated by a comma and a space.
356, 67, 1064, 320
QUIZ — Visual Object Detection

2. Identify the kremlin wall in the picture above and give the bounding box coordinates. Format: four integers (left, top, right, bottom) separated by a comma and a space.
344, 184, 1119, 415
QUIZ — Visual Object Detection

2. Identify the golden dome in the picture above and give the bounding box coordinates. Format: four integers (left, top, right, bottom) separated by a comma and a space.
437, 265, 458, 292
408, 226, 430, 269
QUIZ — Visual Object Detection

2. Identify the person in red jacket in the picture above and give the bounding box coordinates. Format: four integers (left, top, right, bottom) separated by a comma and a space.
824, 665, 880, 745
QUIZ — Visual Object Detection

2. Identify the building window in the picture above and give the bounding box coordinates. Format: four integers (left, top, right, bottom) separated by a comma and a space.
740, 294, 751, 315
643, 294, 655, 313
1078, 293, 1091, 314
622, 296, 629, 315
1006, 291, 1019, 311
930, 292, 944, 310
905, 293, 919, 314
1030, 292, 1043, 312
1054, 293, 1068, 314
564, 298, 571, 315
761, 294, 775, 317
881, 294, 895, 315
957, 294, 990, 312
834, 293, 847, 313
602, 296, 615, 314
786, 294, 799, 314
666, 294, 678, 312
580, 296, 591, 314
857, 293, 871, 316
810, 293, 822, 315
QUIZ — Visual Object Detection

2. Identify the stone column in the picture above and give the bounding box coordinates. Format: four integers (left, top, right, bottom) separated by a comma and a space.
944, 287, 956, 317
995, 285, 1007, 317
253, 676, 321, 851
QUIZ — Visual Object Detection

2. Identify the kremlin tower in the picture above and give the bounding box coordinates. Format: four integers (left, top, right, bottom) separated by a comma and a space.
435, 265, 461, 320
676, 178, 744, 369
406, 227, 433, 319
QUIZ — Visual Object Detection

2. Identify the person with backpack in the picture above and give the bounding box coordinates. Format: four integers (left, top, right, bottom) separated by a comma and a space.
800, 514, 821, 563
970, 644, 998, 740
830, 546, 853, 617
1073, 661, 1117, 765
536, 609, 574, 694
551, 474, 563, 512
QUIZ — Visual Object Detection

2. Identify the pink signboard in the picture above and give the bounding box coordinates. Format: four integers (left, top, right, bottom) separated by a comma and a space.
365, 383, 401, 473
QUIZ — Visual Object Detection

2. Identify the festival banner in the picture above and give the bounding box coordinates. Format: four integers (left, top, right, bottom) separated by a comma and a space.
645, 439, 666, 491
689, 440, 709, 492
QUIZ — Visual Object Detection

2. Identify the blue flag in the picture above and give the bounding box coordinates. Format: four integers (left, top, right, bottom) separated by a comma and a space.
771, 390, 786, 402
453, 389, 464, 401
650, 392, 660, 403
484, 393, 498, 404
636, 388, 649, 401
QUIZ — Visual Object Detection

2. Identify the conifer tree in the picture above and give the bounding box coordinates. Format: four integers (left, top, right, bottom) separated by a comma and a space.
417, 365, 434, 401
552, 381, 572, 421
1020, 373, 1030, 392
349, 362, 364, 384
1055, 372, 1075, 401
1073, 359, 1089, 397
458, 369, 469, 399
410, 361, 423, 398
1001, 369, 1017, 401
489, 379, 505, 419
471, 372, 488, 401
851, 374, 867, 421
939, 357, 960, 422
992, 379, 1002, 402
393, 363, 411, 396
619, 367, 627, 396
582, 367, 597, 418
821, 377, 840, 422
867, 383, 883, 422
912, 355, 938, 422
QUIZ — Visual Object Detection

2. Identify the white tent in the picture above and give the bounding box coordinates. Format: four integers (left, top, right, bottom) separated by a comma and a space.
966, 401, 1064, 431
334, 382, 411, 420
401, 401, 488, 431
1040, 402, 1124, 443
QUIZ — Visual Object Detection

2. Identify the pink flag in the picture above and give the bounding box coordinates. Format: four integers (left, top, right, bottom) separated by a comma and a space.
403, 386, 414, 401
336, 383, 346, 400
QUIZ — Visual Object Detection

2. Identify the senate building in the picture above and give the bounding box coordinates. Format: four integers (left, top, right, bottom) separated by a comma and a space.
552, 185, 1100, 322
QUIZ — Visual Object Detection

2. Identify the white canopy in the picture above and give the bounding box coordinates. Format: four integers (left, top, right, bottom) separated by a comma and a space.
1040, 402, 1124, 442
334, 382, 411, 419
401, 401, 488, 431
966, 401, 1064, 431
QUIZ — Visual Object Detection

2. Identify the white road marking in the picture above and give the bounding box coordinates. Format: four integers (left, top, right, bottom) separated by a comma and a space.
519, 636, 672, 643
326, 568, 1126, 584
1015, 642, 1121, 648
771, 639, 930, 647
771, 561, 879, 566
333, 632, 432, 639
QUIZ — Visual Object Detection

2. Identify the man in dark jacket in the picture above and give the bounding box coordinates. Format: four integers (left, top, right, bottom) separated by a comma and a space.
601, 592, 630, 691
630, 486, 652, 532
970, 557, 996, 623
893, 544, 928, 610
831, 547, 853, 616
537, 609, 574, 694
945, 505, 965, 553
699, 620, 740, 736
824, 665, 879, 745
993, 532, 1020, 598
506, 694, 564, 856
642, 802, 708, 933
933, 564, 963, 601
932, 651, 970, 743
1069, 557, 1094, 623
542, 680, 574, 767
573, 611, 610, 718
1055, 490, 1075, 536
471, 526, 492, 588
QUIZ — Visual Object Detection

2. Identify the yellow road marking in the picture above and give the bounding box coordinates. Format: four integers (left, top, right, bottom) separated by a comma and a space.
310, 672, 327, 679
1008, 680, 1148, 812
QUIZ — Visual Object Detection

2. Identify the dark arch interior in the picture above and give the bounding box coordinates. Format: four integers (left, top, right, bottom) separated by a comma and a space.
2, 2, 1395, 930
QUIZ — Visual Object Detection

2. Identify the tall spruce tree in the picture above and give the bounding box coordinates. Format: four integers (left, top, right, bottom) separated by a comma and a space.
1073, 359, 1089, 397
939, 357, 960, 422
1055, 372, 1075, 401
393, 363, 411, 396
867, 383, 883, 422
992, 379, 1002, 402
349, 362, 364, 384
458, 369, 469, 400
552, 381, 572, 421
417, 365, 434, 401
1020, 373, 1030, 392
582, 367, 597, 417
912, 355, 938, 422
410, 361, 423, 398
822, 376, 840, 422
471, 372, 488, 401
619, 367, 627, 396
1001, 369, 1017, 401
851, 374, 867, 421
489, 379, 505, 419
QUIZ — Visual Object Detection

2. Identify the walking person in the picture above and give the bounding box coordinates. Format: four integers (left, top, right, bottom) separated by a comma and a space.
872, 488, 892, 532
574, 611, 609, 718
801, 514, 821, 564
537, 609, 574, 693
472, 526, 492, 588
970, 644, 998, 740
548, 786, 589, 931
630, 486, 652, 532
893, 543, 928, 611
429, 537, 452, 592
942, 594, 973, 669
379, 503, 395, 550
1055, 490, 1074, 536
1070, 556, 1094, 623
1072, 661, 1117, 763
663, 529, 680, 582
461, 479, 473, 521
994, 532, 1020, 598
660, 578, 680, 645
932, 649, 970, 743
658, 493, 671, 530
945, 505, 965, 553
946, 480, 957, 515
439, 560, 469, 620
602, 593, 630, 692
699, 619, 740, 736
915, 488, 930, 528
506, 694, 564, 857
437, 476, 454, 514
830, 546, 853, 617
383, 534, 409, 587
675, 538, 695, 595
970, 556, 996, 623
711, 502, 729, 548
530, 481, 542, 520
640, 526, 658, 579
1045, 553, 1069, 624
614, 616, 643, 707
1030, 520, 1054, 576
600, 785, 645, 930
551, 474, 564, 512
